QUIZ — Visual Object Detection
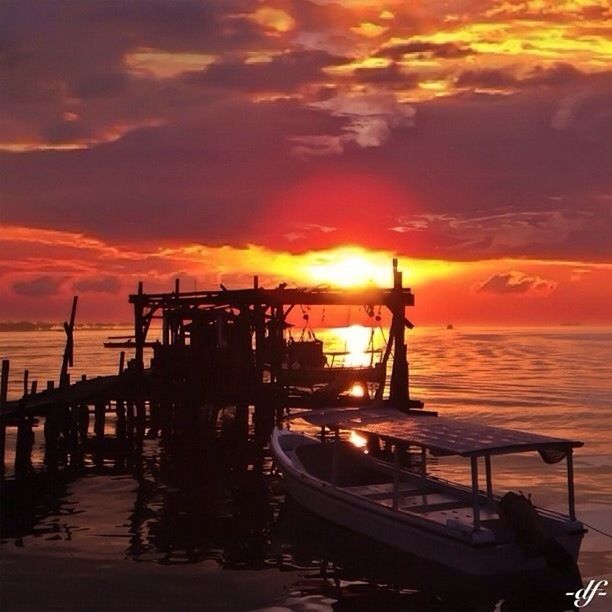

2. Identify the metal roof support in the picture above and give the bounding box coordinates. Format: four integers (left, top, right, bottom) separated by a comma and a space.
485, 455, 493, 499
567, 449, 576, 521
471, 456, 481, 531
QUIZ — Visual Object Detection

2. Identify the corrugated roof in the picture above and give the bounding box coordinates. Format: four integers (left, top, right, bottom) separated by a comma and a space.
290, 407, 582, 457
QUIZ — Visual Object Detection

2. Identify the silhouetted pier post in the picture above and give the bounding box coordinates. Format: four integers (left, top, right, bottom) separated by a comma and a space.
0, 359, 9, 477
60, 296, 78, 388
44, 380, 59, 466
15, 399, 33, 477
133, 281, 145, 373
116, 399, 126, 438
126, 400, 136, 440
135, 399, 146, 439
389, 258, 409, 406
94, 402, 105, 439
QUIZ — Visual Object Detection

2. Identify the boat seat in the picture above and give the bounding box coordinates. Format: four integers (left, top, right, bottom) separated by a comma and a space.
408, 501, 469, 514
379, 492, 457, 509
407, 506, 500, 526
342, 483, 430, 499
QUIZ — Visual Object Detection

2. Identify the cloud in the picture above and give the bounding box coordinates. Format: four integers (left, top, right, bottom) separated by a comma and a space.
474, 271, 557, 295
0, 0, 611, 264
73, 275, 122, 294
353, 63, 419, 88
185, 49, 348, 92
12, 275, 67, 297
456, 63, 585, 91
376, 40, 474, 60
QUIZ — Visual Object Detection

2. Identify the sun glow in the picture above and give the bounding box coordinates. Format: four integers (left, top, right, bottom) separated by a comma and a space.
303, 247, 392, 288
335, 324, 378, 367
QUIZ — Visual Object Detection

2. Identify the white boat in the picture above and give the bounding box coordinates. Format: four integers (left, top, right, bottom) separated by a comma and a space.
271, 406, 585, 589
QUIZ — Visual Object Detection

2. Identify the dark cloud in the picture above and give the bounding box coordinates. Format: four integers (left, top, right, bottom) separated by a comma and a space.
73, 275, 121, 294
475, 272, 557, 295
456, 63, 585, 90
456, 68, 520, 89
353, 63, 419, 88
41, 120, 93, 145
13, 275, 66, 297
0, 0, 276, 146
185, 50, 348, 92
376, 41, 473, 60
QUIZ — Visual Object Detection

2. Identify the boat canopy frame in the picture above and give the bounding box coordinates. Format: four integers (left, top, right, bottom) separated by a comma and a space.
287, 406, 583, 528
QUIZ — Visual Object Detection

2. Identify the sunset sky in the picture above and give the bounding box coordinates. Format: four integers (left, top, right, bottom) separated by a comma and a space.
1, 1, 611, 324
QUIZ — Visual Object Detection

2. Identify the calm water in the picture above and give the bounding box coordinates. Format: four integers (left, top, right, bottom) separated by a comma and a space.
1, 326, 611, 611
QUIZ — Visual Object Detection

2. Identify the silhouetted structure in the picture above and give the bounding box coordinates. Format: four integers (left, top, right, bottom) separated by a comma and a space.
0, 260, 423, 477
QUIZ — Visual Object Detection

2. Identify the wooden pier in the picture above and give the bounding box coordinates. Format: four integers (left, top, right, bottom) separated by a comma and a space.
0, 259, 423, 477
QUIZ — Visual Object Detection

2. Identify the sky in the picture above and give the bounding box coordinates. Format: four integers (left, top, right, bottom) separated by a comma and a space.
1, 0, 611, 325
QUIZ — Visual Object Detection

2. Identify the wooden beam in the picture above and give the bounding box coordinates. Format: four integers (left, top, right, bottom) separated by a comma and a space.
128, 287, 415, 308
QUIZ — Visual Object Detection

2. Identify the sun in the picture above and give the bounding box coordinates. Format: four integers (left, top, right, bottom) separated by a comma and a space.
302, 247, 393, 288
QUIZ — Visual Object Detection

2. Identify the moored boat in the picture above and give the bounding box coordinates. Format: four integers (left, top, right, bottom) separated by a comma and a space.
271, 407, 585, 592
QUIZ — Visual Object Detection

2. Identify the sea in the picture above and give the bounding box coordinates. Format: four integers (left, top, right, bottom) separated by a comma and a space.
1, 326, 611, 611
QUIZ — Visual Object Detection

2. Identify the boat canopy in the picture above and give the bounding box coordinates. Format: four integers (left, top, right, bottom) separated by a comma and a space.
289, 407, 583, 460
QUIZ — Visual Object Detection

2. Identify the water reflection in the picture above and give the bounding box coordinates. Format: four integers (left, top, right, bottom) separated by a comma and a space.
2, 326, 611, 610
1, 433, 582, 611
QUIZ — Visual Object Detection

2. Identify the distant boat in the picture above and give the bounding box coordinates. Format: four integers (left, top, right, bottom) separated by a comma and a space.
272, 407, 584, 591
446, 324, 454, 330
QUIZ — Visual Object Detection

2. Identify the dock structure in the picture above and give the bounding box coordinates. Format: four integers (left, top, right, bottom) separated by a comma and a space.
0, 259, 422, 477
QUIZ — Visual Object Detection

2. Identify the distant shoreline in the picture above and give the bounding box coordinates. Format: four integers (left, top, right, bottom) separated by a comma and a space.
0, 322, 132, 332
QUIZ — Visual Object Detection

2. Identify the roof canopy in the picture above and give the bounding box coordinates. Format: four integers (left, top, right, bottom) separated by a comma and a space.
290, 407, 583, 457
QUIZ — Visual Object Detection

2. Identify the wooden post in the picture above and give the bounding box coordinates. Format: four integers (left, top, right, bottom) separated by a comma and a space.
389, 259, 409, 406
118, 351, 125, 375
115, 399, 126, 438
567, 449, 576, 521
60, 296, 78, 388
15, 399, 33, 477
68, 401, 79, 450
23, 369, 29, 397
485, 455, 493, 498
0, 360, 9, 476
78, 405, 89, 442
135, 399, 146, 439
471, 456, 481, 531
134, 282, 145, 372
1, 360, 8, 402
94, 402, 105, 439
77, 375, 88, 442
44, 380, 59, 466
30, 380, 38, 395
126, 401, 135, 439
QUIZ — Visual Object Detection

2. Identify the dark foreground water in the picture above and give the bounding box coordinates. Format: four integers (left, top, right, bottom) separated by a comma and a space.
1, 327, 611, 611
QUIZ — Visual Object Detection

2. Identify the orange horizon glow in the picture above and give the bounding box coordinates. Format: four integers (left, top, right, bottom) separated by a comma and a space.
1, 223, 612, 325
